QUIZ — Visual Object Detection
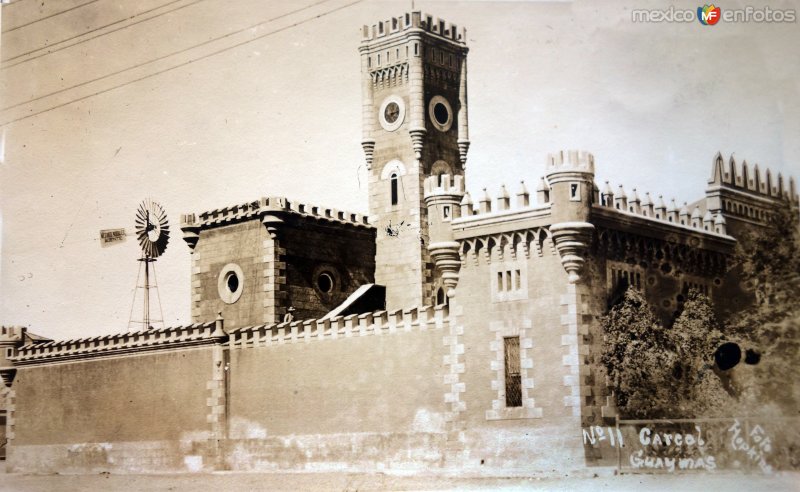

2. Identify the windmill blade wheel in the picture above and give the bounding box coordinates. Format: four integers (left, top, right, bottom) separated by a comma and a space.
135, 199, 170, 259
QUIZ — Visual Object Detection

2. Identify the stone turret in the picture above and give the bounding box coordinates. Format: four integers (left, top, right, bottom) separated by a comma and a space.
545, 150, 595, 222
1, 326, 26, 387
424, 174, 465, 297
545, 150, 596, 283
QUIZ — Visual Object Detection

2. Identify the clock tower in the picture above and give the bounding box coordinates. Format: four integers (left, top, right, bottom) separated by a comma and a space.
359, 12, 469, 310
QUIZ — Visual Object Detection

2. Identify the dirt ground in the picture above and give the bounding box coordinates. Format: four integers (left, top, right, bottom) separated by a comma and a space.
0, 471, 797, 492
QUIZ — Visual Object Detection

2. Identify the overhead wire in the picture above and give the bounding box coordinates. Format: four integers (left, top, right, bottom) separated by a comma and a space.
0, 0, 362, 126
1, 0, 339, 113
2, 0, 202, 67
1, 0, 100, 34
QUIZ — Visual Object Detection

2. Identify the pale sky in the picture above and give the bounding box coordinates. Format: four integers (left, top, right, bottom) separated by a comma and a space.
1, 0, 798, 339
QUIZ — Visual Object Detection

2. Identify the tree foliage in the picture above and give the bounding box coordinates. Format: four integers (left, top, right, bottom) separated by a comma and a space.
601, 288, 676, 418
602, 206, 800, 419
601, 288, 734, 419
728, 206, 800, 412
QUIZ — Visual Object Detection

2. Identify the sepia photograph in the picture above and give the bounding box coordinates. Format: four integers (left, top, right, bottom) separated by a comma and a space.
0, 0, 798, 490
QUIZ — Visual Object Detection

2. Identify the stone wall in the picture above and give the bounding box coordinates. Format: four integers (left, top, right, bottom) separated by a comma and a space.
7, 346, 217, 473
226, 311, 445, 471
282, 219, 375, 322
445, 230, 592, 474
190, 220, 271, 328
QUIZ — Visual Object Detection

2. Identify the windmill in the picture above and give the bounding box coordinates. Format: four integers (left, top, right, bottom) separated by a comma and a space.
127, 199, 170, 330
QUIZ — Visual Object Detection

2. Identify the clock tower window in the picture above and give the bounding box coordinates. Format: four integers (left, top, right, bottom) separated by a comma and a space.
390, 173, 399, 205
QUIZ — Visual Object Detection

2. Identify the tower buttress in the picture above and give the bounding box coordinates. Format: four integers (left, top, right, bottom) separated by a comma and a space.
360, 12, 469, 310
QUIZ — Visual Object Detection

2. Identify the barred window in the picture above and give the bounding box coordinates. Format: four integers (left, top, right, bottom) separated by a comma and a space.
504, 336, 522, 407
611, 267, 642, 292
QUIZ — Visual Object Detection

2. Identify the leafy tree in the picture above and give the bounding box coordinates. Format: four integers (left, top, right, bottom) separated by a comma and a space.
600, 288, 677, 418
670, 291, 734, 417
602, 206, 800, 419
728, 206, 800, 413
601, 288, 734, 418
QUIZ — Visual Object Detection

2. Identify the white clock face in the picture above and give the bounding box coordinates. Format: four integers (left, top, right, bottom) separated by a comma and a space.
379, 95, 405, 131
428, 95, 453, 132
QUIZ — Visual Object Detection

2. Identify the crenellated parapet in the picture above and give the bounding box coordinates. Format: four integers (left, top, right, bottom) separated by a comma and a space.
228, 305, 449, 348
706, 153, 798, 230
12, 320, 226, 366
0, 326, 26, 344
361, 12, 466, 45
181, 196, 373, 248
599, 182, 729, 236
546, 150, 595, 175
708, 152, 798, 202
180, 213, 200, 250
423, 173, 465, 199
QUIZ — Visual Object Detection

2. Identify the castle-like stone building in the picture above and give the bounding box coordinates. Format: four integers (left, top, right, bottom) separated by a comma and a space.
1, 12, 797, 474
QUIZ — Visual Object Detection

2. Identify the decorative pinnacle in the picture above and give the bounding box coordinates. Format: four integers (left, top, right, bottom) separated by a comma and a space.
537, 177, 549, 192
517, 180, 530, 208
667, 199, 678, 212
499, 184, 509, 199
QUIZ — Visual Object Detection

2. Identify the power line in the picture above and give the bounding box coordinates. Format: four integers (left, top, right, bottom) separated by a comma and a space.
1, 0, 100, 34
0, 0, 363, 127
2, 0, 200, 67
1, 0, 33, 8
2, 0, 335, 112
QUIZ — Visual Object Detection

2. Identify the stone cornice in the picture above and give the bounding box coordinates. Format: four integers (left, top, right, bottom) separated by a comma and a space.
228, 305, 449, 348
705, 185, 787, 206
451, 205, 552, 240
591, 206, 735, 254
12, 322, 225, 367
181, 196, 373, 233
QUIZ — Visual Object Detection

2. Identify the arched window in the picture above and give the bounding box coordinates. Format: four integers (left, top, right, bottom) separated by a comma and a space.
435, 287, 448, 306
390, 173, 399, 205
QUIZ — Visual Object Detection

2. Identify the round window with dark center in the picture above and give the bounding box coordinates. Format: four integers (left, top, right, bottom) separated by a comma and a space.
217, 263, 244, 304
225, 271, 239, 293
384, 102, 400, 124
317, 272, 334, 293
433, 102, 449, 125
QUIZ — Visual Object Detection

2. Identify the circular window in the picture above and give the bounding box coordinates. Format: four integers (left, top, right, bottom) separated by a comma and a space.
317, 272, 334, 293
384, 102, 400, 124
218, 263, 244, 304
433, 103, 448, 124
226, 271, 239, 293
379, 95, 405, 131
427, 95, 453, 132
